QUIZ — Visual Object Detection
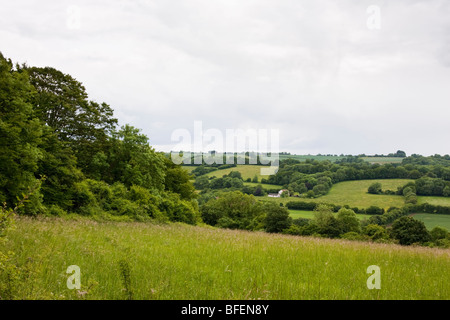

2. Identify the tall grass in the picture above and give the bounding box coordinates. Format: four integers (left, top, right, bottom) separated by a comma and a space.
1, 216, 449, 300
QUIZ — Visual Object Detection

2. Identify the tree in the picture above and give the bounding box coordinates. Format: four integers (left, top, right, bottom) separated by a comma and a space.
336, 208, 361, 234
390, 216, 431, 245
280, 190, 289, 198
0, 53, 44, 208
194, 175, 210, 190
37, 126, 83, 210
368, 182, 382, 194
25, 66, 118, 175
313, 205, 341, 238
430, 226, 448, 242
227, 171, 242, 180
364, 224, 388, 241
108, 125, 166, 191
253, 185, 265, 197
200, 191, 265, 230
252, 175, 259, 183
365, 206, 384, 215
163, 157, 196, 200
395, 150, 406, 157
263, 202, 292, 233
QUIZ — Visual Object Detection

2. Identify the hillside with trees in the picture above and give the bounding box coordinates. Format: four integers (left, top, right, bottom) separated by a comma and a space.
0, 52, 198, 223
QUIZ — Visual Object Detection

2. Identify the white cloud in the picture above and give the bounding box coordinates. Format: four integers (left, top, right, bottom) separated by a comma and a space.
1, 0, 450, 156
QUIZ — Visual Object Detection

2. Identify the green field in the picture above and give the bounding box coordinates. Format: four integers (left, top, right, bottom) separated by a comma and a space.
418, 196, 450, 207
2, 217, 449, 300
289, 210, 450, 231
278, 154, 345, 162
203, 165, 271, 181
411, 214, 450, 231
262, 179, 413, 209
182, 166, 197, 174
278, 155, 404, 164
243, 182, 282, 190
289, 210, 371, 221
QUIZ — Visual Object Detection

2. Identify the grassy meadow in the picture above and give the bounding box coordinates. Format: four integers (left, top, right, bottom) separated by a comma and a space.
411, 214, 450, 231
261, 179, 412, 209
289, 210, 372, 221
2, 216, 449, 300
417, 196, 450, 207
203, 165, 270, 181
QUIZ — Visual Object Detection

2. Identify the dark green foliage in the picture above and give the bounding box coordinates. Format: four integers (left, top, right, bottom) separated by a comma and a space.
286, 201, 317, 211
336, 208, 361, 234
0, 54, 44, 208
200, 191, 265, 230
0, 53, 200, 223
263, 202, 292, 233
365, 206, 384, 215
163, 158, 197, 200
363, 224, 389, 241
430, 226, 448, 242
313, 205, 341, 238
194, 176, 210, 190
368, 182, 382, 194
390, 216, 431, 245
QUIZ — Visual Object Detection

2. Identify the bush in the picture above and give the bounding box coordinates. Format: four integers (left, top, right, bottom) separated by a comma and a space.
47, 205, 67, 216
286, 201, 317, 211
365, 206, 384, 215
390, 216, 431, 245
368, 182, 382, 194
313, 205, 341, 238
430, 226, 448, 242
282, 224, 302, 235
336, 208, 361, 234
200, 191, 265, 230
263, 203, 292, 233
364, 224, 389, 241
340, 232, 364, 241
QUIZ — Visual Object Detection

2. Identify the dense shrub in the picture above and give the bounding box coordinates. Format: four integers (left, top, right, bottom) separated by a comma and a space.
390, 216, 431, 245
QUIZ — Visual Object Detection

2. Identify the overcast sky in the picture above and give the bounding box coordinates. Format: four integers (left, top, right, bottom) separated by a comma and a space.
2, 0, 450, 156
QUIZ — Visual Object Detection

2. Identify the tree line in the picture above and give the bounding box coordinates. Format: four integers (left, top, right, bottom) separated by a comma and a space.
199, 191, 449, 247
0, 53, 198, 223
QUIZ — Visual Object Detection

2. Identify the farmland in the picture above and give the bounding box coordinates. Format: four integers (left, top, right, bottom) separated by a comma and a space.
289, 209, 372, 221
411, 214, 450, 231
417, 196, 450, 207
261, 179, 412, 209
2, 217, 449, 300
202, 165, 270, 181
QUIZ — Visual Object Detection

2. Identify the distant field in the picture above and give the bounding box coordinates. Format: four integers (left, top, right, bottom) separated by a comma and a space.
243, 182, 281, 190
289, 209, 371, 221
203, 165, 271, 181
288, 210, 450, 231
411, 214, 450, 231
361, 157, 404, 164
261, 179, 413, 209
279, 155, 404, 164
417, 196, 450, 207
3, 217, 449, 300
278, 154, 345, 162
182, 155, 404, 170
182, 166, 197, 174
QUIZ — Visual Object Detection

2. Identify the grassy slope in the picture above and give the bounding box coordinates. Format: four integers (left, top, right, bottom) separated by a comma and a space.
417, 196, 450, 207
289, 210, 371, 221
3, 217, 449, 300
411, 214, 450, 231
203, 165, 271, 181
243, 182, 281, 189
261, 179, 412, 209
